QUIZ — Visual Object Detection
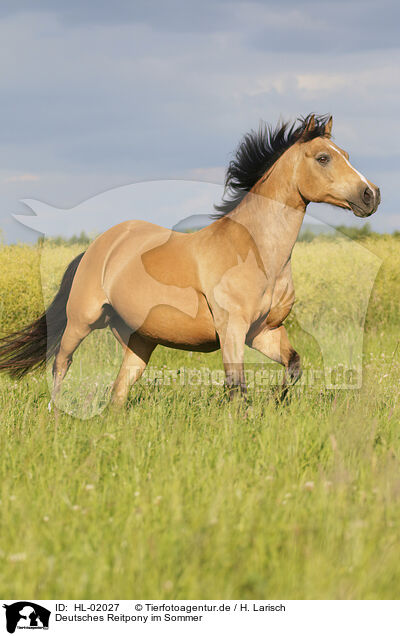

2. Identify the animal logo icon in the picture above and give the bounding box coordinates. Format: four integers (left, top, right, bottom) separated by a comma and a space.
3, 602, 51, 633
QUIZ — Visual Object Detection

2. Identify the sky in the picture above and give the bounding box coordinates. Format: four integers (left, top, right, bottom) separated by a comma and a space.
1, 0, 400, 242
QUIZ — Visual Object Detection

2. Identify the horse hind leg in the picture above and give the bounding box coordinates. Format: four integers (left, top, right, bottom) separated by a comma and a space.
51, 320, 91, 409
50, 303, 112, 411
109, 314, 156, 407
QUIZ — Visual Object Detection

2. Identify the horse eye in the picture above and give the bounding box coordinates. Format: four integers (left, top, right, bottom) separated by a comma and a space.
317, 154, 330, 165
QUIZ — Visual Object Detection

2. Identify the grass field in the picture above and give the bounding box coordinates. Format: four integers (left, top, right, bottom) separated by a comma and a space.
0, 235, 400, 599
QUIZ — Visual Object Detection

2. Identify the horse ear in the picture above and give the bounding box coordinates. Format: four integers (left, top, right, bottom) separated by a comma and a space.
324, 116, 333, 137
304, 115, 315, 132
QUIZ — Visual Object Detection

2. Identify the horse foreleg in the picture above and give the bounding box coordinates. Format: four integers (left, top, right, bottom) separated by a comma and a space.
216, 315, 248, 400
248, 325, 301, 401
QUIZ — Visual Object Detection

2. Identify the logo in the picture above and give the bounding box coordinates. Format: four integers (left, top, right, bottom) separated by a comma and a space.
3, 603, 50, 633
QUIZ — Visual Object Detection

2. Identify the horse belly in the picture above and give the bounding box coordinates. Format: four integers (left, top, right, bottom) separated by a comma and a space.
141, 302, 218, 351
112, 286, 219, 352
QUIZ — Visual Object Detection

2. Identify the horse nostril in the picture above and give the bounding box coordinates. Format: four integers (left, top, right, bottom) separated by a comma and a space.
363, 186, 373, 205
376, 187, 381, 204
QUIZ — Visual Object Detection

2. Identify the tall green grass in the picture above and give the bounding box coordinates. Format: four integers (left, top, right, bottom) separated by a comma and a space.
0, 237, 399, 599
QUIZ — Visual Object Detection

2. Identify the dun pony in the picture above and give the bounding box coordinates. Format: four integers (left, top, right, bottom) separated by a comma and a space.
0, 115, 380, 407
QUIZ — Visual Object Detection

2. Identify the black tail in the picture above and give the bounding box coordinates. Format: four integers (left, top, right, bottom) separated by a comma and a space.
0, 252, 85, 377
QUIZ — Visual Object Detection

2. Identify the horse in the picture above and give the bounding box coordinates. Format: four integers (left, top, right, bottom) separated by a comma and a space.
0, 114, 380, 408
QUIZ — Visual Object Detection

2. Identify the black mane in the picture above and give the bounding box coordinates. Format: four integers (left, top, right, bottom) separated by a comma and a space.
214, 113, 331, 216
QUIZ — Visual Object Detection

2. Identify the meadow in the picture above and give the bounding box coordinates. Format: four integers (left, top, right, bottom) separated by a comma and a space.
0, 233, 400, 599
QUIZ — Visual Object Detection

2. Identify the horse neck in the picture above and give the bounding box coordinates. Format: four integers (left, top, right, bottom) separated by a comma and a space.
228, 154, 307, 273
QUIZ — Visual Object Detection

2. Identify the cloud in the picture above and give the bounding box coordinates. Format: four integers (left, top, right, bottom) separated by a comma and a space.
4, 174, 39, 183
14, 180, 221, 236
0, 1, 399, 241
186, 167, 225, 183
296, 64, 399, 99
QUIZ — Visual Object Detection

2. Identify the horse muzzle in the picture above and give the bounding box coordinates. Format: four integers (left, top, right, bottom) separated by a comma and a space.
348, 185, 381, 217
